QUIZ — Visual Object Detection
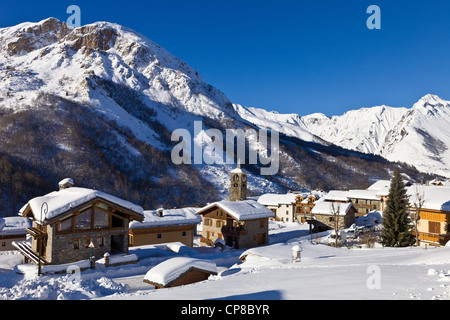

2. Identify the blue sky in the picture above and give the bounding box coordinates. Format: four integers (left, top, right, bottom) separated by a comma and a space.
1, 0, 450, 117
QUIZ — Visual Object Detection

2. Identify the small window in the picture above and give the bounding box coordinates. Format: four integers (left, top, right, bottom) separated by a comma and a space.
2, 242, 5, 247
73, 239, 80, 250
99, 237, 105, 247
182, 231, 186, 237
157, 233, 162, 239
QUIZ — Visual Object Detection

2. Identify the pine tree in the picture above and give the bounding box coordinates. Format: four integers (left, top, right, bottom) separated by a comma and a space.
381, 168, 415, 247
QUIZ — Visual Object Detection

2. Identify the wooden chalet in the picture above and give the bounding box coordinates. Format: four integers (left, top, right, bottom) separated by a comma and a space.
408, 185, 450, 247
16, 179, 144, 266
129, 207, 200, 248
196, 200, 275, 249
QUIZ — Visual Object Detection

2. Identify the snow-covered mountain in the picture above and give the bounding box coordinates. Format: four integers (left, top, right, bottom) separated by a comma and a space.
0, 18, 429, 215
237, 94, 450, 177
302, 94, 450, 177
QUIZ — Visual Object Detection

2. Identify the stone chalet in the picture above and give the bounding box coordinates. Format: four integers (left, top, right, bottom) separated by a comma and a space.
196, 200, 275, 249
15, 179, 144, 266
310, 198, 357, 231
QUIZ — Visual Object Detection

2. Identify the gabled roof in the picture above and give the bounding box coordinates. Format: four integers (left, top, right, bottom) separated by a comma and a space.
407, 184, 450, 212
196, 200, 275, 221
19, 187, 144, 225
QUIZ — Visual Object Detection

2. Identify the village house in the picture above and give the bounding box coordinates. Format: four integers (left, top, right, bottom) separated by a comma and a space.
196, 200, 275, 249
347, 190, 382, 216
15, 179, 144, 266
143, 257, 217, 289
129, 207, 200, 248
294, 192, 321, 223
408, 185, 450, 247
310, 198, 358, 231
257, 193, 297, 222
0, 217, 31, 251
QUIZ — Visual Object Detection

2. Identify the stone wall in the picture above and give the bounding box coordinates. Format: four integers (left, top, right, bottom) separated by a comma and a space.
39, 220, 130, 265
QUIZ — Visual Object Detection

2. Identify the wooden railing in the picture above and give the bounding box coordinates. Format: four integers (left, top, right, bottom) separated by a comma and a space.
417, 232, 450, 246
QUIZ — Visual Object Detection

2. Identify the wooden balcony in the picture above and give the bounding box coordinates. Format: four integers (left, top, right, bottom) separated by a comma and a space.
417, 232, 450, 246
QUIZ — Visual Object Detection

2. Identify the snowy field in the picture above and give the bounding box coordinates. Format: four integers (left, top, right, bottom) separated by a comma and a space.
0, 222, 450, 301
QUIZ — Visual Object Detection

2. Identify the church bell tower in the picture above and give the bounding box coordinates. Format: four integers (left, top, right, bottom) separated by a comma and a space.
230, 161, 247, 201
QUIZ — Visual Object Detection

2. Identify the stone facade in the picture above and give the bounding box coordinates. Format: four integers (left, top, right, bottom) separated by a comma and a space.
313, 210, 356, 231
230, 170, 247, 201
32, 219, 130, 265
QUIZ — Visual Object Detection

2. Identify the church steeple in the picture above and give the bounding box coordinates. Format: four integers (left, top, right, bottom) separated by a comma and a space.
230, 161, 247, 201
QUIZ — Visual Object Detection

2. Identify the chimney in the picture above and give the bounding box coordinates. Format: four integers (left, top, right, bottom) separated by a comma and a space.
58, 178, 74, 190
157, 208, 164, 217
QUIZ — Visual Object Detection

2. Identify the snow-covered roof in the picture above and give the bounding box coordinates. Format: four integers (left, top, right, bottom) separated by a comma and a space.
407, 185, 450, 212
322, 190, 350, 202
311, 199, 356, 216
347, 189, 381, 201
129, 207, 200, 229
367, 180, 391, 191
196, 200, 275, 221
257, 193, 297, 206
20, 187, 144, 224
230, 167, 245, 174
143, 257, 217, 287
0, 217, 32, 236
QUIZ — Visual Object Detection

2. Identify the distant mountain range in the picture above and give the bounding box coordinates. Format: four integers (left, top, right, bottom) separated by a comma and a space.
237, 94, 450, 178
0, 17, 432, 215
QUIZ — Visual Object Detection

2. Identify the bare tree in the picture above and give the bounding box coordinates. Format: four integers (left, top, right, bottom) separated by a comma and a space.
412, 185, 425, 246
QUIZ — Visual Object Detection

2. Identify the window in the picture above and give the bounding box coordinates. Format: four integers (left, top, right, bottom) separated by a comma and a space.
157, 233, 162, 239
182, 231, 186, 237
75, 209, 92, 230
112, 215, 124, 228
1, 242, 5, 247
99, 236, 105, 247
73, 239, 80, 250
94, 207, 109, 229
216, 220, 222, 228
429, 221, 441, 234
58, 217, 72, 232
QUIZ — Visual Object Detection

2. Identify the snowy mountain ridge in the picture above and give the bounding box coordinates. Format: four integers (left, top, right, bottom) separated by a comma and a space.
236, 94, 450, 177
0, 18, 430, 215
